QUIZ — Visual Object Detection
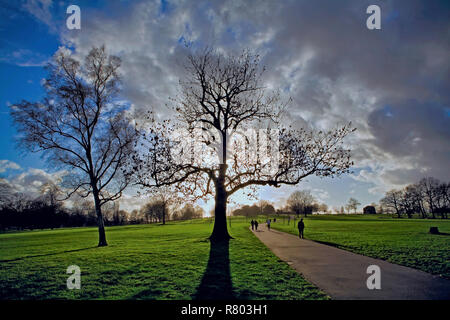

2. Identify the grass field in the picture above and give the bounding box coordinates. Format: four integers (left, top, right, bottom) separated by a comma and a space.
0, 218, 327, 300
269, 214, 450, 278
2, 214, 449, 300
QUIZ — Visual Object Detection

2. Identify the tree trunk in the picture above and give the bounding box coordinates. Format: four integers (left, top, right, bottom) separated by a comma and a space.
93, 190, 108, 247
209, 164, 231, 242
162, 204, 166, 225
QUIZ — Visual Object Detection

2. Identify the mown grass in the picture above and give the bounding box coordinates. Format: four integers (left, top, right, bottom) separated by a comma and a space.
269, 214, 450, 278
0, 218, 328, 300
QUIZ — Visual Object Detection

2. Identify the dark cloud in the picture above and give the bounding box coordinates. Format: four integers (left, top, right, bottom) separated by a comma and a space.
368, 101, 450, 184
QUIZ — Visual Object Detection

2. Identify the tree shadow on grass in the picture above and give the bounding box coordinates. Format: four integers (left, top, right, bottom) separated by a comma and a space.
192, 239, 236, 300
431, 232, 450, 236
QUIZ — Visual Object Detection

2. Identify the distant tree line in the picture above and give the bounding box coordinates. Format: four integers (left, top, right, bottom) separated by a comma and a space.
380, 177, 449, 219
232, 191, 330, 218
232, 200, 276, 218
0, 181, 204, 231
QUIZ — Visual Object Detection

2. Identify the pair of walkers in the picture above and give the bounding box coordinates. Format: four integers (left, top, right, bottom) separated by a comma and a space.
250, 219, 271, 231
250, 219, 259, 231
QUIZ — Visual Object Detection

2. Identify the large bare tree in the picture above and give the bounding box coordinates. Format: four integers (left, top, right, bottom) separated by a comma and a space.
11, 46, 137, 246
133, 48, 355, 242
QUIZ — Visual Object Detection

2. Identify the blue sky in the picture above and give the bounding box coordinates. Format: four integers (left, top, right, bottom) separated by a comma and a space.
0, 0, 449, 213
0, 4, 58, 170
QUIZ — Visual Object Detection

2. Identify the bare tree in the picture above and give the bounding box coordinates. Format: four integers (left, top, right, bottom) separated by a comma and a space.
419, 177, 440, 219
10, 46, 137, 246
0, 180, 16, 209
318, 203, 329, 213
141, 199, 165, 223
257, 200, 275, 216
133, 48, 354, 242
409, 184, 427, 218
138, 186, 179, 225
140, 187, 178, 224
287, 190, 316, 217
434, 182, 449, 219
39, 182, 62, 208
152, 190, 171, 225
346, 198, 361, 214
380, 189, 402, 218
441, 182, 450, 219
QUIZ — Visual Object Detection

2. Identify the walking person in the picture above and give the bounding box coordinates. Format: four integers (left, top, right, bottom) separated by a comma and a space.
255, 220, 258, 231
266, 218, 271, 231
298, 218, 305, 239
251, 219, 255, 231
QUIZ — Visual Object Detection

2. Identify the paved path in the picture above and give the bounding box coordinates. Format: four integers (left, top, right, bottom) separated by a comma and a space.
251, 227, 450, 300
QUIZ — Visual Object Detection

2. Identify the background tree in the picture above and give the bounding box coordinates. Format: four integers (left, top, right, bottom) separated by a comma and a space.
10, 46, 137, 246
318, 203, 329, 214
419, 177, 440, 219
173, 203, 204, 220
0, 180, 17, 210
232, 204, 260, 218
141, 199, 166, 223
133, 48, 354, 242
257, 200, 276, 216
399, 186, 417, 219
287, 190, 316, 217
139, 186, 177, 225
435, 182, 449, 219
39, 182, 62, 209
380, 190, 402, 218
378, 178, 449, 219
346, 198, 361, 214
409, 184, 426, 218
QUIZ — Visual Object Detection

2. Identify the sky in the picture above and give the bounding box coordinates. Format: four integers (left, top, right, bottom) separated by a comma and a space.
0, 0, 449, 214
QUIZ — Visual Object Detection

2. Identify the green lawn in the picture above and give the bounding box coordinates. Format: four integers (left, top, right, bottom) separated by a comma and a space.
269, 214, 450, 278
0, 218, 327, 300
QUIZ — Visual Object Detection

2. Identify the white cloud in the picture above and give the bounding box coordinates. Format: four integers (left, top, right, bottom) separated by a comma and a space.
2, 167, 67, 198
0, 160, 21, 173
312, 188, 330, 202
22, 0, 54, 28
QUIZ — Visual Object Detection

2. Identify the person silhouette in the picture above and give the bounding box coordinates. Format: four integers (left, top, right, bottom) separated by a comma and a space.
255, 220, 258, 231
298, 218, 305, 239
266, 219, 271, 231
251, 219, 255, 230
